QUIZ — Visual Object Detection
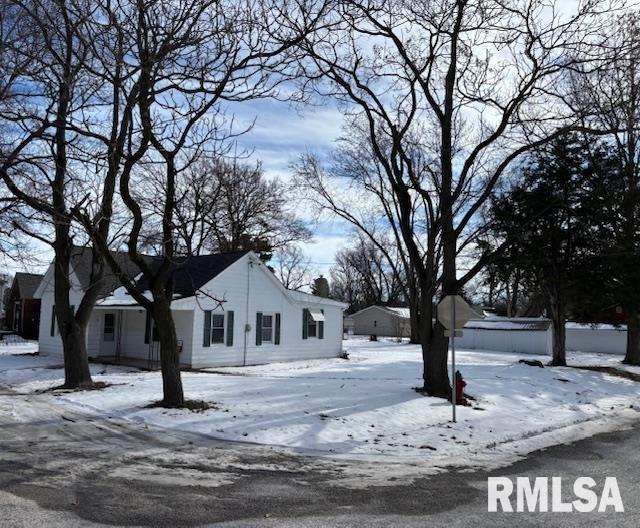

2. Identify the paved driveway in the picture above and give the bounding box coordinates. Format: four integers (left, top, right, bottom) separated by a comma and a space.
0, 384, 638, 527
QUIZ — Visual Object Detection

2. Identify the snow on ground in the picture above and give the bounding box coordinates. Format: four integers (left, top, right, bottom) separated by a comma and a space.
567, 350, 640, 376
1, 337, 639, 468
0, 342, 137, 390
0, 337, 38, 356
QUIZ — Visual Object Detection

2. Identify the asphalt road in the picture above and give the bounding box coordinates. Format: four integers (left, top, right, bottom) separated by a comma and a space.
0, 385, 638, 527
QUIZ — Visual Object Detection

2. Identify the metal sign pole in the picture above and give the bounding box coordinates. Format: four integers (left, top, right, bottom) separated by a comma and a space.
451, 298, 456, 423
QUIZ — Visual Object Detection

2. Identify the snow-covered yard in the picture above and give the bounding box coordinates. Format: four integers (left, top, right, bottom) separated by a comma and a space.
1, 337, 639, 468
0, 336, 38, 355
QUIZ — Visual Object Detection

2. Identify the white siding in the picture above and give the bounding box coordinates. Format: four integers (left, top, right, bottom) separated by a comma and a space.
89, 308, 193, 366
457, 327, 552, 355
36, 265, 86, 359
565, 326, 627, 355
190, 254, 344, 368
86, 313, 101, 358
36, 252, 345, 367
113, 309, 148, 360
457, 322, 628, 356
174, 310, 195, 365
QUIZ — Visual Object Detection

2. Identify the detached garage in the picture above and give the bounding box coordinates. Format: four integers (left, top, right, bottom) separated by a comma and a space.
351, 306, 411, 338
457, 318, 552, 355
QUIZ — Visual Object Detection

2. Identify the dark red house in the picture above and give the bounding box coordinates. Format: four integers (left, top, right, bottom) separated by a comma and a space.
5, 273, 44, 340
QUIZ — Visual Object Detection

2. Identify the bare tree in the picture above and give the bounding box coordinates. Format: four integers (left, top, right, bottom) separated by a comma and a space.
272, 244, 314, 290
296, 0, 614, 396
330, 234, 406, 312
295, 119, 424, 342
76, 0, 329, 406
141, 156, 312, 260
0, 0, 141, 388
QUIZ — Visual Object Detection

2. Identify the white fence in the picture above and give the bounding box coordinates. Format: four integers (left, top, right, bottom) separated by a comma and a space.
458, 319, 552, 355
457, 319, 627, 356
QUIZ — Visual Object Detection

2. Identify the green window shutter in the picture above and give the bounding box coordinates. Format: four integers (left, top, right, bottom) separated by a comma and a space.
144, 310, 150, 344
226, 311, 234, 347
203, 310, 212, 347
319, 309, 324, 339
256, 312, 263, 346
275, 313, 281, 345
50, 305, 56, 337
302, 308, 309, 339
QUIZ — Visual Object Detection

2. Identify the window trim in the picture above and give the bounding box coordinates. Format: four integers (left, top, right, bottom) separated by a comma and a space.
103, 313, 115, 342
211, 313, 225, 344
204, 310, 228, 347
303, 307, 324, 339
261, 314, 274, 343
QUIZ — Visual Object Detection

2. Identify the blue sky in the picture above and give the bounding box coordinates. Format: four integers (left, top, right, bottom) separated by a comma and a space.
1, 98, 351, 278
227, 97, 351, 277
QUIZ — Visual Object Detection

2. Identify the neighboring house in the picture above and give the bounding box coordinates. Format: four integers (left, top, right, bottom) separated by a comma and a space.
0, 273, 10, 329
5, 272, 44, 339
351, 305, 411, 338
34, 248, 347, 368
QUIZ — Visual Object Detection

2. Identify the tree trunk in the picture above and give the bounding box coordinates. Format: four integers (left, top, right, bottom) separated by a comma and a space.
419, 298, 452, 397
408, 288, 421, 344
549, 299, 567, 367
423, 323, 451, 398
61, 319, 93, 388
623, 311, 640, 365
410, 313, 421, 344
153, 299, 184, 406
53, 240, 94, 388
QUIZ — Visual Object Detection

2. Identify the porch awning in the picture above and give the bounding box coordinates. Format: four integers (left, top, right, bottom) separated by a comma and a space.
309, 309, 325, 322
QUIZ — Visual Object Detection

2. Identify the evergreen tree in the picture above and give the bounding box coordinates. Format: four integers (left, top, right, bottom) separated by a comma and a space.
487, 135, 609, 365
582, 142, 640, 363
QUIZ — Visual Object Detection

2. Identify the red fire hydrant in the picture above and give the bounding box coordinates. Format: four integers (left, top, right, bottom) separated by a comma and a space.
455, 370, 467, 405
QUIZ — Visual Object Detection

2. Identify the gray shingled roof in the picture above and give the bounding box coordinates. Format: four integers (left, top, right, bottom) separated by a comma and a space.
70, 246, 249, 300
134, 251, 249, 298
13, 272, 44, 299
69, 246, 151, 299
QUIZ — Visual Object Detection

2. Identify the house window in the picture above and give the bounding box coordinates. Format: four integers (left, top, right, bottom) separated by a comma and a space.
303, 309, 325, 339
256, 312, 280, 346
103, 313, 115, 342
211, 314, 225, 344
308, 316, 317, 338
262, 315, 273, 343
50, 305, 56, 337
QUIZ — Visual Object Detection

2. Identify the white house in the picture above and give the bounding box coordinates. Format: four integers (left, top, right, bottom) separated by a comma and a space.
351, 305, 411, 338
34, 248, 347, 368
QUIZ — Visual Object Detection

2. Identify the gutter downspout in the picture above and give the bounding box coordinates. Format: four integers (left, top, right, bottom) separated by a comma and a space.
243, 258, 252, 366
